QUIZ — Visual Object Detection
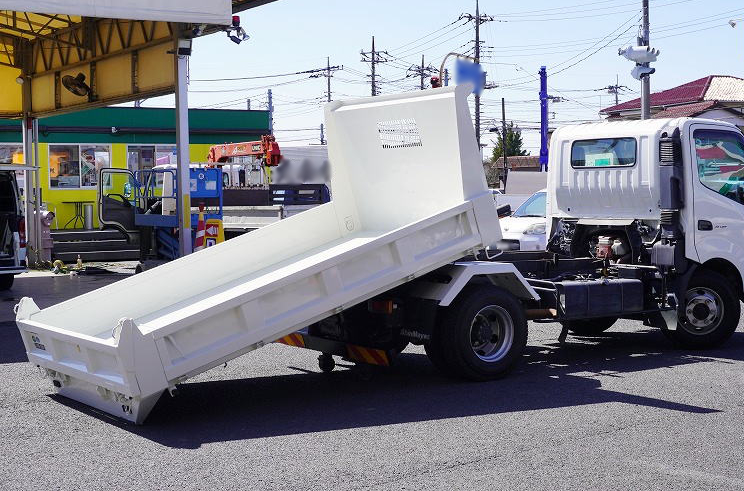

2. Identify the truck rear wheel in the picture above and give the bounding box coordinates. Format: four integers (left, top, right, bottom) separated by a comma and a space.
668, 270, 740, 349
564, 317, 617, 336
439, 286, 527, 381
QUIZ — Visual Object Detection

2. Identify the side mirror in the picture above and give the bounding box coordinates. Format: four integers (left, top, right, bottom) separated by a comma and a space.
496, 203, 512, 218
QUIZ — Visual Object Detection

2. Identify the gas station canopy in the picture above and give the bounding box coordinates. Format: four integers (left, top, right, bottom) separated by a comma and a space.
1, 0, 278, 259
0, 0, 277, 118
0, 1, 233, 25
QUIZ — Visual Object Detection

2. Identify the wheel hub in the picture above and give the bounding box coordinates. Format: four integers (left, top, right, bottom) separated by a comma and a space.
469, 306, 514, 362
683, 287, 722, 335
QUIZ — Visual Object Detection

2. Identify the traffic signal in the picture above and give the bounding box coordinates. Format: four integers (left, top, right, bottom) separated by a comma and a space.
618, 45, 660, 64
631, 65, 656, 80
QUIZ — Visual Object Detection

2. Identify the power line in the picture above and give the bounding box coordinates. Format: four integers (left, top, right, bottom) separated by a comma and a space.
387, 18, 466, 52
188, 76, 312, 93
191, 66, 340, 83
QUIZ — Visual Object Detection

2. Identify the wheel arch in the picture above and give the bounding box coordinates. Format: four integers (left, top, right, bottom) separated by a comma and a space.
438, 264, 539, 307
699, 258, 744, 301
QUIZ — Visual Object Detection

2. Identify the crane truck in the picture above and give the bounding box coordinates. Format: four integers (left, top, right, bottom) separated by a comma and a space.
15, 86, 744, 424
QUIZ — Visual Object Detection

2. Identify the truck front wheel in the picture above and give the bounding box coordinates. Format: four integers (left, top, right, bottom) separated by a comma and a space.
439, 286, 528, 381
668, 270, 740, 349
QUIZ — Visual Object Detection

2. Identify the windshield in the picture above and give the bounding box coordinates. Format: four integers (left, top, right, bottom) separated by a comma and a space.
513, 191, 546, 217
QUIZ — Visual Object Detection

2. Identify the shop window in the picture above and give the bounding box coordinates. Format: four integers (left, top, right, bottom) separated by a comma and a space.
50, 144, 111, 188
0, 144, 24, 194
128, 145, 177, 172
156, 146, 177, 166
0, 144, 23, 164
80, 145, 110, 187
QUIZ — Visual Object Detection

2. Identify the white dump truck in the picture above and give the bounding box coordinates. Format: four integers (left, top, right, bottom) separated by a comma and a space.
14, 86, 744, 424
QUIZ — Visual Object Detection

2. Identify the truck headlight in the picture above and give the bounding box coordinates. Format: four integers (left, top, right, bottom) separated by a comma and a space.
523, 223, 546, 235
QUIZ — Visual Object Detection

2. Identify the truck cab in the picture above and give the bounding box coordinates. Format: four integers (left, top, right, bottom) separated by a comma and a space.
546, 117, 744, 346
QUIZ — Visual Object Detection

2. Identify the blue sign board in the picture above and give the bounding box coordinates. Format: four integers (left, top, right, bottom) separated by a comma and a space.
455, 58, 485, 95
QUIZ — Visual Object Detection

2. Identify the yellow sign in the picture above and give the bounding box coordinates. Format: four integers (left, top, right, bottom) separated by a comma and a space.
204, 219, 225, 248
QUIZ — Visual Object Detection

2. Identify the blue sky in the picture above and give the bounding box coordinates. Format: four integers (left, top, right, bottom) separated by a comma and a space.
143, 0, 744, 154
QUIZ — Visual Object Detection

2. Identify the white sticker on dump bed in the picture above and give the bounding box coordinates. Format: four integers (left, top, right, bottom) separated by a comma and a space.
377, 119, 422, 149
29, 333, 46, 351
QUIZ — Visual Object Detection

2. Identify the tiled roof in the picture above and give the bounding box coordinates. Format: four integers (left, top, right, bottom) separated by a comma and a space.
492, 155, 541, 169
704, 76, 744, 102
602, 76, 713, 113
650, 100, 718, 119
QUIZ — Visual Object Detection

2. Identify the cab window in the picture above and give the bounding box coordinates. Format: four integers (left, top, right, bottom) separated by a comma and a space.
571, 138, 636, 168
694, 129, 744, 204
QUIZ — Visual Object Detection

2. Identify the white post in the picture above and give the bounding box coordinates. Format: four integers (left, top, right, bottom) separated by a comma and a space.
21, 117, 37, 266
174, 38, 192, 257
32, 119, 42, 257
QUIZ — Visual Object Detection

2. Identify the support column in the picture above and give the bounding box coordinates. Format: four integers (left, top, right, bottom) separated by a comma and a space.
539, 66, 549, 171
21, 117, 37, 266
32, 119, 42, 258
174, 38, 192, 257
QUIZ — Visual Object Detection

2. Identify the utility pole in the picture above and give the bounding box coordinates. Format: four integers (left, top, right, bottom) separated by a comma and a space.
605, 75, 629, 106
641, 0, 650, 119
246, 98, 251, 110
320, 57, 342, 102
539, 66, 549, 172
421, 54, 425, 90
501, 97, 508, 191
361, 36, 391, 96
327, 57, 332, 102
267, 89, 274, 134
461, 0, 493, 148
311, 57, 342, 102
619, 0, 658, 117
407, 54, 435, 90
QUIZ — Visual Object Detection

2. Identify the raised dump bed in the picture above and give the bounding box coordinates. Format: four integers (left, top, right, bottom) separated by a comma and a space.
15, 85, 500, 423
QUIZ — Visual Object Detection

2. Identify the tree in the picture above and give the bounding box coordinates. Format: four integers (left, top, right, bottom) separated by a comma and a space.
491, 122, 528, 162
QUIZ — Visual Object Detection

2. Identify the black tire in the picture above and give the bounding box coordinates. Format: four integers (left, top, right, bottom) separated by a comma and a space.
318, 353, 335, 373
0, 274, 14, 290
564, 317, 617, 336
666, 270, 740, 349
439, 285, 528, 381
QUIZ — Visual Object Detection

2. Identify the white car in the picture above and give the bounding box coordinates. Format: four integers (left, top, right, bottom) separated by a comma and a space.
496, 189, 547, 251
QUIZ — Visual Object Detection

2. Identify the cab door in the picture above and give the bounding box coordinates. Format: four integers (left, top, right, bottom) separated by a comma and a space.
688, 123, 744, 272
98, 168, 137, 232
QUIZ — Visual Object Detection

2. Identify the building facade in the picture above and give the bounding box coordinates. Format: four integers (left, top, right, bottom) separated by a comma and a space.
0, 106, 269, 228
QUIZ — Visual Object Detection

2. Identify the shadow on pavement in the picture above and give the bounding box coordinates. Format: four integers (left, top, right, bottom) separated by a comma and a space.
49, 329, 744, 449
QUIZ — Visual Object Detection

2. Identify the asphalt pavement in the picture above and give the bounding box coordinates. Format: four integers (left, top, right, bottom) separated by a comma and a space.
2, 275, 744, 490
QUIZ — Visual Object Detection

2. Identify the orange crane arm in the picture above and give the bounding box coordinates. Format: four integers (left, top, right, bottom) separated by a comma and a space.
206, 136, 282, 166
